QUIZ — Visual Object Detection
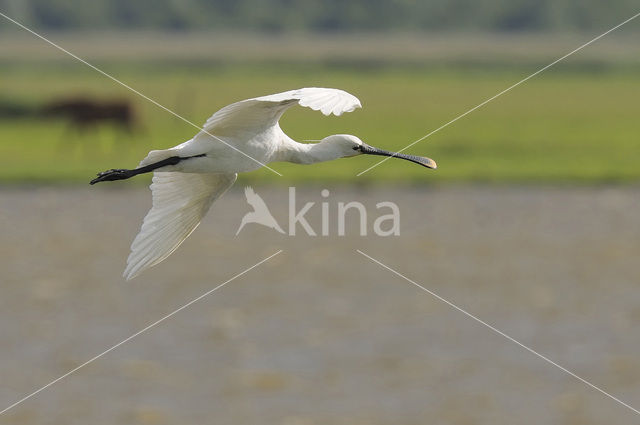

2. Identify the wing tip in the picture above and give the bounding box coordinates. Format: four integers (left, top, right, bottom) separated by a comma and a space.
123, 267, 137, 281
295, 87, 362, 117
123, 258, 144, 281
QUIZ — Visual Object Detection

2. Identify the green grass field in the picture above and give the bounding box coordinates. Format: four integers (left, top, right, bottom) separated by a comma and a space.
1, 61, 639, 185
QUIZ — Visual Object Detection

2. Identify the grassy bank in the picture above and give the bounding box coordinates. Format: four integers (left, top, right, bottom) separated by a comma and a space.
1, 59, 639, 184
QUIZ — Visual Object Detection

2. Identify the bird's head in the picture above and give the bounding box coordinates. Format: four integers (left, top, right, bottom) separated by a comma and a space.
322, 134, 437, 169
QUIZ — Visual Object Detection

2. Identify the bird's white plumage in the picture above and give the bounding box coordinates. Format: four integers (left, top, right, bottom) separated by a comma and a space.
253, 87, 361, 116
120, 88, 363, 278
95, 86, 434, 279
92, 87, 436, 278
124, 172, 236, 280
201, 87, 361, 136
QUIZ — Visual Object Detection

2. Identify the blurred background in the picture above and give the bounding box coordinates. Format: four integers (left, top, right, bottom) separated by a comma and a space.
1, 1, 640, 424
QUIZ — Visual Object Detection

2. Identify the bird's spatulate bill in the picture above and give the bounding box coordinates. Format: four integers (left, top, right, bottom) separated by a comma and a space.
360, 144, 437, 169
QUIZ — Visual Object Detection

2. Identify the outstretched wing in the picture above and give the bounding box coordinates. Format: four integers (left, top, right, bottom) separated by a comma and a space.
124, 172, 237, 280
200, 87, 361, 137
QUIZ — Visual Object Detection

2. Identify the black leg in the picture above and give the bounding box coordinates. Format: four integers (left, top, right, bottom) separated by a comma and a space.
89, 154, 204, 185
90, 168, 138, 184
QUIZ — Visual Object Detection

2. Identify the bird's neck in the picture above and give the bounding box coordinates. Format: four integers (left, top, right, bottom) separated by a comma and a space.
278, 137, 339, 165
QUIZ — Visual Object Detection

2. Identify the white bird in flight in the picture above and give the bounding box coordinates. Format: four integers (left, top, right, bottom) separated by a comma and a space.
91, 87, 436, 279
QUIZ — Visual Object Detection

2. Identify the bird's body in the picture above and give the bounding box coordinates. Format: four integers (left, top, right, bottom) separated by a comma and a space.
91, 87, 436, 279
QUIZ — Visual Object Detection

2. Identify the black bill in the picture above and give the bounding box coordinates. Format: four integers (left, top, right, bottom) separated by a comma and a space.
358, 144, 437, 169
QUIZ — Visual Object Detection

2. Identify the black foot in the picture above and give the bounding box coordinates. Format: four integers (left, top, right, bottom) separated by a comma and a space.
90, 169, 133, 185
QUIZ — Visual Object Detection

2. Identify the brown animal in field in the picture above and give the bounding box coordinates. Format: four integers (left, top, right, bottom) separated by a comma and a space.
40, 97, 136, 133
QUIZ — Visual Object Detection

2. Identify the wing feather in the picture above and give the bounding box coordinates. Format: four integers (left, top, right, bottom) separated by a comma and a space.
124, 172, 237, 280
200, 87, 361, 136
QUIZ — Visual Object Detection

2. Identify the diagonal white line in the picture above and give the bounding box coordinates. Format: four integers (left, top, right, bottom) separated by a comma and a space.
356, 249, 640, 416
0, 250, 282, 416
356, 11, 640, 176
0, 11, 283, 177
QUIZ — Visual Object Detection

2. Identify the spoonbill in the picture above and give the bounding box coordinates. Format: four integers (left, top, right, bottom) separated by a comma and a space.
90, 87, 436, 279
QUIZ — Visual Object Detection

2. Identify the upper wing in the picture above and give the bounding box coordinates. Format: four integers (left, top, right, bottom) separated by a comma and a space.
200, 87, 361, 136
124, 172, 237, 280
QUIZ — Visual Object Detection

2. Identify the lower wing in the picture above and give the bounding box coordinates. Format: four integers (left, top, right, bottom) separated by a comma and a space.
124, 172, 237, 280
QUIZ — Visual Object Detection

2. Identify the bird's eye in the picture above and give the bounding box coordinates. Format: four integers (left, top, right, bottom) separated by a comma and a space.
352, 146, 360, 151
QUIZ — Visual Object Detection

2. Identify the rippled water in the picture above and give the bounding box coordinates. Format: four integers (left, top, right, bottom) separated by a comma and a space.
1, 185, 639, 424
